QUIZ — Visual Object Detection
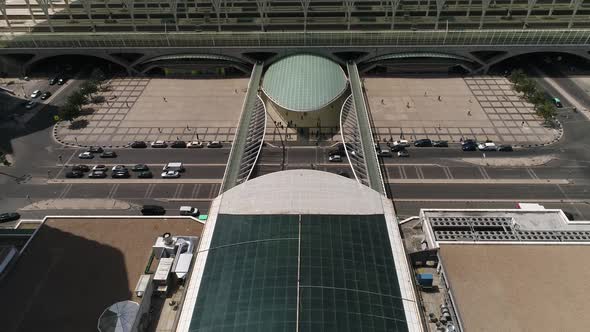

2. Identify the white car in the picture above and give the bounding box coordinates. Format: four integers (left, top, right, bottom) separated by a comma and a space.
111, 165, 127, 172
151, 140, 168, 148
161, 170, 180, 178
92, 165, 107, 171
478, 142, 497, 151
30, 90, 41, 98
187, 141, 203, 148
25, 101, 37, 109
207, 141, 223, 148
392, 140, 410, 147
78, 151, 94, 159
328, 154, 342, 162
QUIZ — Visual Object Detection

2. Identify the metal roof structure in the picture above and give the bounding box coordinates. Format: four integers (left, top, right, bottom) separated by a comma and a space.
261, 54, 348, 112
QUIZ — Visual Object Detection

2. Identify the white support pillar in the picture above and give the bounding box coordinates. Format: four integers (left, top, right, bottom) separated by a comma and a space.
344, 0, 355, 30
36, 0, 54, 32
255, 0, 269, 31
524, 0, 537, 28
426, 0, 431, 17
387, 0, 401, 29
434, 0, 446, 29
548, 0, 556, 16
300, 0, 311, 32
568, 0, 583, 28
64, 0, 73, 21
479, 0, 492, 29
122, 0, 136, 31
81, 0, 94, 31
0, 0, 12, 35
24, 0, 36, 24
168, 0, 179, 31
211, 0, 222, 31
466, 0, 472, 17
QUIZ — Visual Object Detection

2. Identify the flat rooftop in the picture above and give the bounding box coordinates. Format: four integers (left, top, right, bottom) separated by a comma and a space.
0, 217, 203, 332
440, 243, 590, 332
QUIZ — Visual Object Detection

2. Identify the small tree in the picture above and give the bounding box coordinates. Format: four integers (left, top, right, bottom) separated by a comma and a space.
80, 80, 99, 98
529, 90, 546, 106
509, 69, 526, 85
59, 103, 81, 123
536, 101, 556, 124
67, 90, 88, 107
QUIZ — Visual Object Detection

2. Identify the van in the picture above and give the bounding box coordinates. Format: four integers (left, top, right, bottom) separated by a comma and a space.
162, 162, 185, 172
141, 205, 166, 215
179, 206, 199, 216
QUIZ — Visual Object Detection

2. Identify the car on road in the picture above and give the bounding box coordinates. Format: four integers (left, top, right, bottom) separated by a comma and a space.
329, 154, 342, 162
40, 91, 52, 100
25, 101, 37, 109
478, 142, 497, 151
88, 170, 107, 178
88, 146, 104, 153
30, 90, 41, 98
92, 165, 107, 172
111, 165, 127, 172
171, 140, 187, 148
72, 165, 90, 172
498, 144, 513, 152
378, 149, 393, 157
0, 212, 20, 223
462, 143, 477, 151
78, 151, 94, 159
207, 141, 223, 148
161, 170, 180, 178
433, 140, 449, 147
130, 141, 147, 148
138, 171, 153, 178
187, 141, 204, 148
57, 77, 67, 85
414, 138, 433, 147
141, 205, 166, 216
65, 170, 84, 178
397, 149, 409, 157
391, 140, 410, 148
461, 139, 477, 146
180, 206, 200, 216
552, 97, 563, 108
132, 164, 149, 172
151, 140, 168, 148
49, 77, 57, 85
100, 151, 117, 158
112, 170, 130, 178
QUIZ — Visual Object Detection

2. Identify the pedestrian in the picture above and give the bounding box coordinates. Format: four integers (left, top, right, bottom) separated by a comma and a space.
158, 127, 162, 133
234, 89, 238, 94
406, 102, 410, 108
381, 99, 385, 104
424, 91, 427, 97
521, 121, 525, 127
467, 110, 472, 116
177, 136, 180, 141
163, 97, 167, 102
186, 124, 190, 131
438, 96, 442, 101
460, 137, 463, 143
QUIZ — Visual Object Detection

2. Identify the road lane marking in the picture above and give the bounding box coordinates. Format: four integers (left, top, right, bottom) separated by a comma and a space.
107, 184, 119, 199
415, 166, 424, 179
387, 179, 569, 184
48, 179, 223, 184
173, 184, 183, 199
478, 166, 491, 179
526, 168, 540, 179
399, 166, 407, 179
58, 183, 72, 199
144, 184, 155, 198
192, 184, 200, 198
443, 166, 454, 179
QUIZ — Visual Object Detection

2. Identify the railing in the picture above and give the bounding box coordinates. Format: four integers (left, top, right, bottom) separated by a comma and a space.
2, 29, 590, 49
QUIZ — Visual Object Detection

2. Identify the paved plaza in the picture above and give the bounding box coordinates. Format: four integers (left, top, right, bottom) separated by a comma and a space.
56, 78, 248, 146
365, 75, 559, 145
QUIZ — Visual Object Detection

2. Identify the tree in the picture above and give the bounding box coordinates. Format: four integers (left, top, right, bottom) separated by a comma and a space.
509, 69, 526, 85
529, 90, 546, 106
66, 90, 88, 107
536, 101, 556, 124
80, 80, 98, 98
59, 103, 81, 123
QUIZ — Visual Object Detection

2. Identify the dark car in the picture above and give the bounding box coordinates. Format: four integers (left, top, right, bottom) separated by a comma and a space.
207, 141, 223, 148
0, 212, 20, 223
130, 141, 147, 148
141, 205, 166, 216
397, 149, 409, 157
461, 139, 477, 146
89, 146, 104, 153
88, 170, 107, 178
433, 140, 449, 147
65, 170, 84, 178
171, 140, 187, 148
100, 151, 117, 158
138, 171, 153, 178
498, 144, 513, 152
552, 97, 563, 108
49, 77, 57, 85
390, 144, 406, 152
112, 170, 130, 178
414, 139, 432, 147
337, 170, 350, 178
133, 164, 149, 172
40, 91, 52, 100
72, 164, 90, 172
462, 143, 477, 151
57, 77, 67, 85
564, 211, 575, 221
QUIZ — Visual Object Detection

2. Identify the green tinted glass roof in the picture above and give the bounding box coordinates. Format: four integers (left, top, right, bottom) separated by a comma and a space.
262, 54, 348, 112
189, 214, 408, 332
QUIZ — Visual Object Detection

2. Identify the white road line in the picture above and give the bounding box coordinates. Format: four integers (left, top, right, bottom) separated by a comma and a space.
48, 179, 223, 184
173, 184, 183, 199
526, 168, 540, 179
443, 166, 454, 179
192, 184, 200, 199
478, 166, 491, 179
107, 184, 119, 199
58, 183, 72, 199
393, 198, 588, 203
415, 166, 424, 179
399, 166, 407, 179
144, 184, 154, 198
387, 179, 569, 184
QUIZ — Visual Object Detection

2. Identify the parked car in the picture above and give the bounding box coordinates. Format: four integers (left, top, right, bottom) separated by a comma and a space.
151, 140, 168, 148
397, 149, 409, 157
207, 141, 223, 148
130, 141, 147, 148
179, 206, 200, 216
48, 77, 57, 85
65, 170, 84, 178
461, 139, 477, 146
378, 149, 393, 157
78, 151, 94, 159
100, 151, 117, 158
329, 154, 342, 162
57, 77, 67, 85
141, 205, 166, 215
88, 146, 104, 153
391, 140, 410, 148
132, 164, 149, 172
161, 170, 180, 178
111, 165, 127, 172
40, 91, 52, 100
30, 90, 41, 98
337, 170, 350, 178
552, 97, 563, 108
187, 141, 203, 148
171, 140, 187, 148
390, 145, 406, 152
433, 140, 449, 147
414, 139, 433, 147
25, 101, 37, 109
112, 170, 130, 178
88, 170, 107, 178
498, 144, 513, 152
137, 171, 153, 178
92, 165, 108, 172
0, 212, 20, 223
72, 165, 90, 172
478, 142, 498, 151
462, 143, 477, 151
